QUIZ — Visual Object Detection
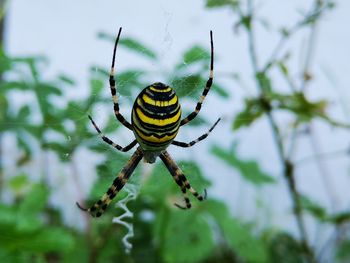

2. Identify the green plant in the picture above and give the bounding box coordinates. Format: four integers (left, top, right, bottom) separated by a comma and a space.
205, 0, 350, 262
1, 1, 350, 262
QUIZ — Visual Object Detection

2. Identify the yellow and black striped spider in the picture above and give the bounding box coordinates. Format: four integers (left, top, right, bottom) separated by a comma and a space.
77, 28, 220, 217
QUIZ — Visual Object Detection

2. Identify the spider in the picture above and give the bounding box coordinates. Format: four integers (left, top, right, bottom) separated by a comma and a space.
77, 28, 220, 217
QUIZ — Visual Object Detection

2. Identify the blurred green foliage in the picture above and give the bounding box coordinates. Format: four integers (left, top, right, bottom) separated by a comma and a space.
0, 29, 271, 263
1, 0, 350, 262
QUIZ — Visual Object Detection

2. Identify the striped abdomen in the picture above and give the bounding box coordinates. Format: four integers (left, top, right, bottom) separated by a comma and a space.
131, 82, 181, 161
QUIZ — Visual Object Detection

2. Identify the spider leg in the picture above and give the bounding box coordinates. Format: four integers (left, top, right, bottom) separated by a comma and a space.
88, 115, 137, 152
77, 147, 143, 217
109, 27, 133, 130
172, 118, 220, 148
172, 182, 192, 209
180, 31, 214, 127
76, 202, 88, 211
160, 151, 205, 209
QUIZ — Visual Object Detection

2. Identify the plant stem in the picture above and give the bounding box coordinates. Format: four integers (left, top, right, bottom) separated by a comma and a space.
243, 1, 317, 262
0, 0, 6, 195
267, 109, 317, 263
70, 155, 91, 230
0, 134, 3, 195
308, 125, 339, 209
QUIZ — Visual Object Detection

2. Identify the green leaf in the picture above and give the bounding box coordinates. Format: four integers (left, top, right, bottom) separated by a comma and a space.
0, 81, 30, 92
256, 71, 272, 94
179, 112, 208, 127
327, 211, 350, 225
98, 32, 157, 60
173, 74, 228, 101
16, 135, 33, 160
172, 74, 202, 98
16, 184, 49, 232
241, 15, 252, 30
117, 70, 146, 98
272, 92, 328, 123
177, 45, 210, 69
17, 105, 31, 121
58, 74, 75, 85
141, 163, 176, 203
8, 174, 30, 193
160, 210, 214, 263
120, 36, 158, 59
90, 151, 132, 201
19, 184, 49, 215
300, 195, 350, 224
90, 77, 104, 97
0, 227, 75, 253
0, 204, 17, 226
0, 183, 51, 240
299, 194, 327, 221
179, 161, 211, 189
64, 101, 88, 121
206, 200, 268, 262
90, 65, 109, 77
267, 232, 304, 263
29, 228, 75, 252
0, 48, 12, 73
35, 83, 62, 97
232, 97, 266, 130
205, 0, 239, 8
0, 94, 8, 122
212, 82, 229, 98
141, 160, 209, 207
63, 236, 89, 263
101, 116, 122, 134
278, 61, 289, 76
20, 124, 42, 139
337, 239, 350, 261
211, 144, 275, 185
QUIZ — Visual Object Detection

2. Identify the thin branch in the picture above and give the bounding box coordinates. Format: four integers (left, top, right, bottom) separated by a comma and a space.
0, 0, 6, 195
263, 0, 333, 73
71, 154, 91, 230
295, 147, 349, 166
263, 23, 301, 73
243, 1, 317, 262
246, 1, 259, 75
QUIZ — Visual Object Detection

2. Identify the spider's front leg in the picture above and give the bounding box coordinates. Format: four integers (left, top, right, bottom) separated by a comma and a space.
172, 118, 220, 148
77, 147, 143, 217
180, 30, 214, 127
88, 115, 137, 152
109, 27, 133, 130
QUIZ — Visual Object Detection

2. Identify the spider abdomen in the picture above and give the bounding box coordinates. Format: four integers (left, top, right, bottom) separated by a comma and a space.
131, 82, 181, 155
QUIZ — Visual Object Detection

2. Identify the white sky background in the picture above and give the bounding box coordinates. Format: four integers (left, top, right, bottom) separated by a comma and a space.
4, 0, 350, 246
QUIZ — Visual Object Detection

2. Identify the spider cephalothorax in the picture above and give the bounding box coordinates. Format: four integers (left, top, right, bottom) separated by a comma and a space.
77, 28, 220, 217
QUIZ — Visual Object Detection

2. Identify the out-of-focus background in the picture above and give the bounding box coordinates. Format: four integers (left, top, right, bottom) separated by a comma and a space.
1, 0, 350, 262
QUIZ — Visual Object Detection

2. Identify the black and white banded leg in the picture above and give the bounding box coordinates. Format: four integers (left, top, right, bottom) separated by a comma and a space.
76, 147, 143, 217
88, 115, 137, 152
172, 118, 220, 148
109, 27, 133, 130
160, 151, 206, 209
180, 30, 214, 127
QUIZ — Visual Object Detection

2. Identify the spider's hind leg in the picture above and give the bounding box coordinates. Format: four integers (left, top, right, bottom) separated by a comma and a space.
76, 187, 118, 217
160, 151, 206, 209
77, 147, 143, 217
76, 202, 88, 211
174, 183, 192, 210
